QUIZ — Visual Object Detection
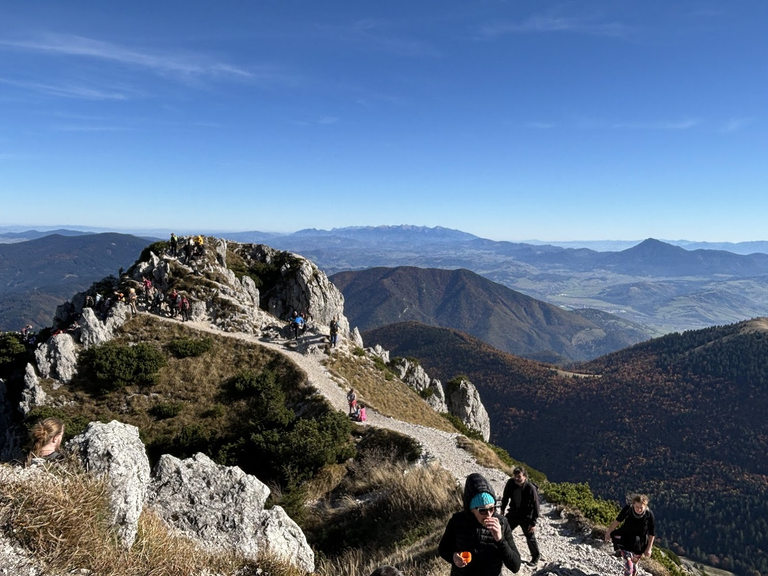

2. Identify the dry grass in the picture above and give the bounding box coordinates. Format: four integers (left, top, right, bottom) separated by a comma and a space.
0, 459, 310, 576
326, 353, 457, 434
305, 458, 461, 575
39, 314, 308, 454
455, 436, 515, 475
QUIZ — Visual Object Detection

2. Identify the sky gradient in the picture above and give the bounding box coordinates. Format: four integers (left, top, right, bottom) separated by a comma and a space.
1, 1, 765, 241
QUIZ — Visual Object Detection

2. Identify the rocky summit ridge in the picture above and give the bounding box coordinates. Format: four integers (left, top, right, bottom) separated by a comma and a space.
0, 236, 702, 576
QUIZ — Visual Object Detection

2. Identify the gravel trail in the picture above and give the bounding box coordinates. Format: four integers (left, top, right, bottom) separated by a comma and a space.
177, 319, 647, 576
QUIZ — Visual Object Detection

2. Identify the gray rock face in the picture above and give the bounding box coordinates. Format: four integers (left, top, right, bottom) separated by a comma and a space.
18, 363, 47, 417
445, 377, 491, 441
351, 326, 364, 348
149, 452, 314, 573
367, 344, 390, 364
391, 358, 448, 413
66, 421, 150, 548
78, 304, 131, 349
33, 333, 78, 384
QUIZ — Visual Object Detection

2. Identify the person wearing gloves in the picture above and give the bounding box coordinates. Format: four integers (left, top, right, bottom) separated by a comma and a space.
439, 472, 521, 575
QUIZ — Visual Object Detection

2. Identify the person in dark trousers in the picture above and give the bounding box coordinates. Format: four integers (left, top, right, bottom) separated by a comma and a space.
500, 466, 541, 566
605, 494, 655, 576
370, 566, 403, 576
439, 472, 521, 576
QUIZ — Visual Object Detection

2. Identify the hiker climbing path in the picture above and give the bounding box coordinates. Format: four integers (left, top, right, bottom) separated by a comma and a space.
169, 315, 648, 576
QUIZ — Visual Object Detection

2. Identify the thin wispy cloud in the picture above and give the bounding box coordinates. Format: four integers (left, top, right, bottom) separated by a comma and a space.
480, 16, 627, 39
51, 125, 138, 132
318, 116, 338, 125
722, 117, 754, 132
0, 78, 128, 100
528, 122, 556, 129
611, 119, 700, 130
0, 33, 252, 81
311, 19, 440, 57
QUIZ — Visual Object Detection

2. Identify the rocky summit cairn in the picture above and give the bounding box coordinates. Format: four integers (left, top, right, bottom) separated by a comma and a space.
149, 452, 314, 572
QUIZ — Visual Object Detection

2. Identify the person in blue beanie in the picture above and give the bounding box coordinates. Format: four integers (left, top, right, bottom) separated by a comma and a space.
439, 473, 521, 575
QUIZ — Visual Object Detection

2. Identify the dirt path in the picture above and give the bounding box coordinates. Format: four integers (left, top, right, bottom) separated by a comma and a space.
166, 316, 645, 576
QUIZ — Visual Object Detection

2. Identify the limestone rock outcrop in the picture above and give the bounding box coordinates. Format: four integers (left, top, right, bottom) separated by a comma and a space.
18, 363, 47, 417
67, 421, 150, 548
391, 357, 448, 413
33, 333, 78, 384
78, 304, 131, 349
445, 377, 491, 441
149, 452, 314, 572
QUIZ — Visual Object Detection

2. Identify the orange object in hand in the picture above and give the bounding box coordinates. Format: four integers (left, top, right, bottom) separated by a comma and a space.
460, 551, 472, 564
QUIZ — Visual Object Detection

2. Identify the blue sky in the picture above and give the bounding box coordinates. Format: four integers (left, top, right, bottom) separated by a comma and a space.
1, 1, 765, 241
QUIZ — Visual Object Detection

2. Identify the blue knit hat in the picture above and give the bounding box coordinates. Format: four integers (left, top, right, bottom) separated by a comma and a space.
469, 492, 495, 509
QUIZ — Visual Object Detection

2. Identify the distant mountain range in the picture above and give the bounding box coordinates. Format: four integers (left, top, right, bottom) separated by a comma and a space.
5, 225, 768, 335
0, 233, 152, 330
332, 266, 652, 362
364, 318, 768, 576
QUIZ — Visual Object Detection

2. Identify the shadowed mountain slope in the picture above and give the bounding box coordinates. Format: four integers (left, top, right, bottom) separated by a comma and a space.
364, 319, 768, 576
0, 233, 152, 330
333, 266, 651, 362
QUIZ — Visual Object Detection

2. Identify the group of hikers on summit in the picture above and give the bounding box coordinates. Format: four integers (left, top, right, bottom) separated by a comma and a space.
440, 471, 654, 576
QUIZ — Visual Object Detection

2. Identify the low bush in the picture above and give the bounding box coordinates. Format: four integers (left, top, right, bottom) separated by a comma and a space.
149, 401, 184, 420
79, 341, 166, 393
440, 412, 483, 441
542, 481, 620, 526
0, 332, 28, 375
167, 337, 213, 358
357, 428, 422, 463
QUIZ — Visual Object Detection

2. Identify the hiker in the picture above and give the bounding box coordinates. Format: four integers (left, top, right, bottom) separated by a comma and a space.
181, 295, 191, 322
170, 233, 178, 257
370, 567, 403, 576
128, 288, 138, 314
347, 388, 357, 415
605, 495, 656, 576
329, 317, 339, 348
292, 313, 304, 340
26, 417, 65, 466
169, 290, 179, 317
151, 289, 166, 314
500, 466, 541, 566
142, 277, 153, 301
439, 472, 521, 575
174, 291, 183, 318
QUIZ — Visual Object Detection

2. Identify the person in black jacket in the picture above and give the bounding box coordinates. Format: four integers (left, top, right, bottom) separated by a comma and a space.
605, 494, 655, 576
439, 472, 521, 575
500, 466, 541, 566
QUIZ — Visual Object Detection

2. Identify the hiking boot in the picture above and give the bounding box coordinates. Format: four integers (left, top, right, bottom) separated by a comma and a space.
527, 557, 540, 567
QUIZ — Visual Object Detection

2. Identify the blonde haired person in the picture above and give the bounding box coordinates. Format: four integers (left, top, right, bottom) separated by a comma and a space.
26, 417, 65, 466
605, 494, 655, 576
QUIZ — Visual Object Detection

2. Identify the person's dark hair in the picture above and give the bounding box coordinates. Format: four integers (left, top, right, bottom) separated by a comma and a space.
513, 466, 527, 477
370, 566, 403, 576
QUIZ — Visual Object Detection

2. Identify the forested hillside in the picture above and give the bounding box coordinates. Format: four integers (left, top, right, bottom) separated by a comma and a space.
331, 266, 651, 362
365, 319, 768, 576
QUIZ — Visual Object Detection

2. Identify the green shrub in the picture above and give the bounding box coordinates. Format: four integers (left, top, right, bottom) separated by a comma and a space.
446, 375, 469, 394
167, 337, 213, 358
440, 412, 484, 441
0, 332, 29, 375
418, 387, 435, 399
357, 428, 422, 462
138, 241, 168, 263
542, 481, 620, 526
79, 341, 167, 393
352, 347, 365, 357
652, 547, 687, 576
201, 403, 225, 418
150, 402, 184, 420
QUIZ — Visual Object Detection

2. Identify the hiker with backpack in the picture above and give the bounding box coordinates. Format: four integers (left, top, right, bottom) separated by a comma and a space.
347, 388, 357, 415
181, 295, 191, 322
329, 317, 339, 348
292, 313, 304, 340
500, 466, 541, 567
605, 494, 655, 576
